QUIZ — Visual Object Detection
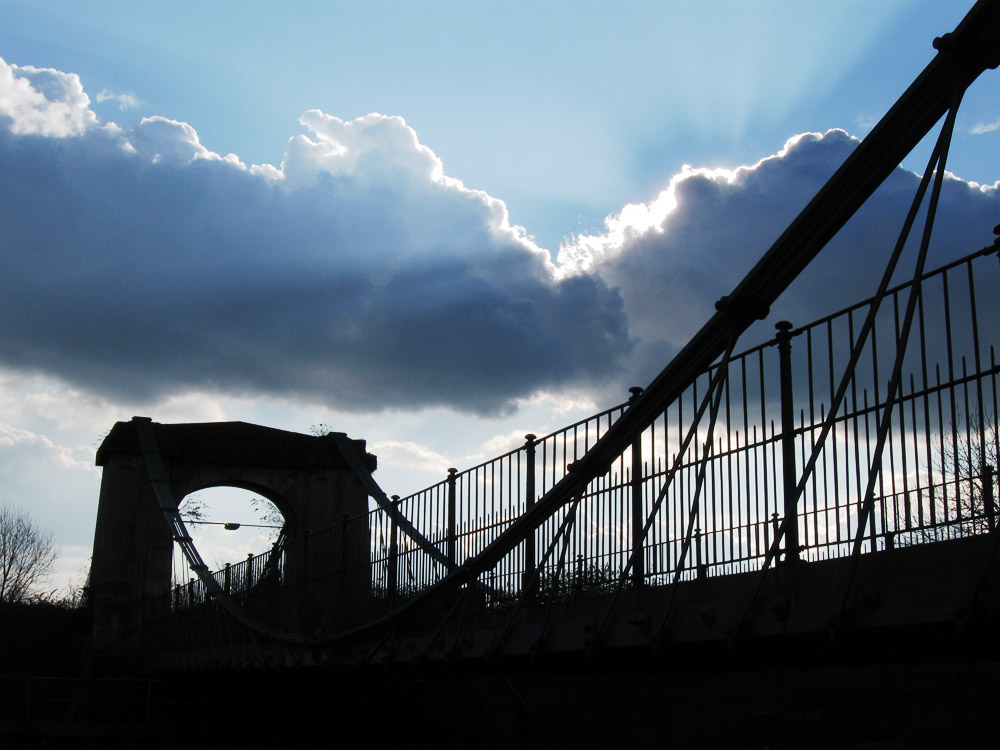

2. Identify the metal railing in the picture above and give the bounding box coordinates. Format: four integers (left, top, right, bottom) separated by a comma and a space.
155, 243, 999, 633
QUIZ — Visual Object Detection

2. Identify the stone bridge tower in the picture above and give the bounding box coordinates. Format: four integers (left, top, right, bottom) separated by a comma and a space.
90, 418, 376, 650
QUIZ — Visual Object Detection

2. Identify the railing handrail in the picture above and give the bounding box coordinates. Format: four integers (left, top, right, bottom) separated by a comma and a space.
164, 241, 999, 637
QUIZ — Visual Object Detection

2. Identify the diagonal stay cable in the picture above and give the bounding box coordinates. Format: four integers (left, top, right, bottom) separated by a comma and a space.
655, 335, 737, 638
734, 86, 966, 634
589, 334, 738, 648
667, 346, 734, 587
494, 478, 586, 656
533, 482, 586, 655
840, 86, 965, 614
770, 108, 953, 556
330, 433, 505, 601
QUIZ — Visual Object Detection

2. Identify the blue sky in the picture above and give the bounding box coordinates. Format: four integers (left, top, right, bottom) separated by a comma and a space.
1, 0, 999, 591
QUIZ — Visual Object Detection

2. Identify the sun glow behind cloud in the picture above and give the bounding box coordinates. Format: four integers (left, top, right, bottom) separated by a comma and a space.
0, 55, 633, 417
2, 55, 996, 421
635, 1, 904, 145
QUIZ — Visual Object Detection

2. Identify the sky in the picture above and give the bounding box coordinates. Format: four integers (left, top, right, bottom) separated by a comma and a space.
1, 0, 999, 593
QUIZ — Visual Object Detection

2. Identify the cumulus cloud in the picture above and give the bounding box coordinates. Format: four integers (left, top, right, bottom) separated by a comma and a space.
0, 60, 98, 136
0, 56, 631, 415
1, 55, 997, 421
129, 115, 229, 165
560, 129, 1000, 385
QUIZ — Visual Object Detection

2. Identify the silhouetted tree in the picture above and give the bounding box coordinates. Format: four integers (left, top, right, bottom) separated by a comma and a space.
0, 506, 56, 603
179, 493, 208, 522
538, 556, 617, 601
940, 409, 998, 535
908, 410, 998, 543
250, 495, 286, 528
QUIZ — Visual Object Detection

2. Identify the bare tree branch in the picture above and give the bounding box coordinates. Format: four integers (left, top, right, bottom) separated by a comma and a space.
0, 506, 56, 603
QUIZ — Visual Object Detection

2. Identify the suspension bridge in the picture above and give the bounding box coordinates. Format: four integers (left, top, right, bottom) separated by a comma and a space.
75, 1, 1000, 746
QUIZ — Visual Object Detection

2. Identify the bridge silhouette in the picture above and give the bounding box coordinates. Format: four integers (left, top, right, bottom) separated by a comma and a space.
105, 235, 1000, 662
77, 2, 1000, 746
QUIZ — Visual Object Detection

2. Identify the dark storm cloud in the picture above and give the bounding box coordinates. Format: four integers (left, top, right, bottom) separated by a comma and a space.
0, 60, 631, 414
2, 59, 997, 416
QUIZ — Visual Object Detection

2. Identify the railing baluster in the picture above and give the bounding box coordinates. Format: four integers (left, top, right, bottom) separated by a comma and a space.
156, 244, 998, 646
629, 387, 644, 587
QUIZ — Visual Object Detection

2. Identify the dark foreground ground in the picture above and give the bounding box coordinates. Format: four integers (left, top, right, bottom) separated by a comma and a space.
2, 601, 999, 750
